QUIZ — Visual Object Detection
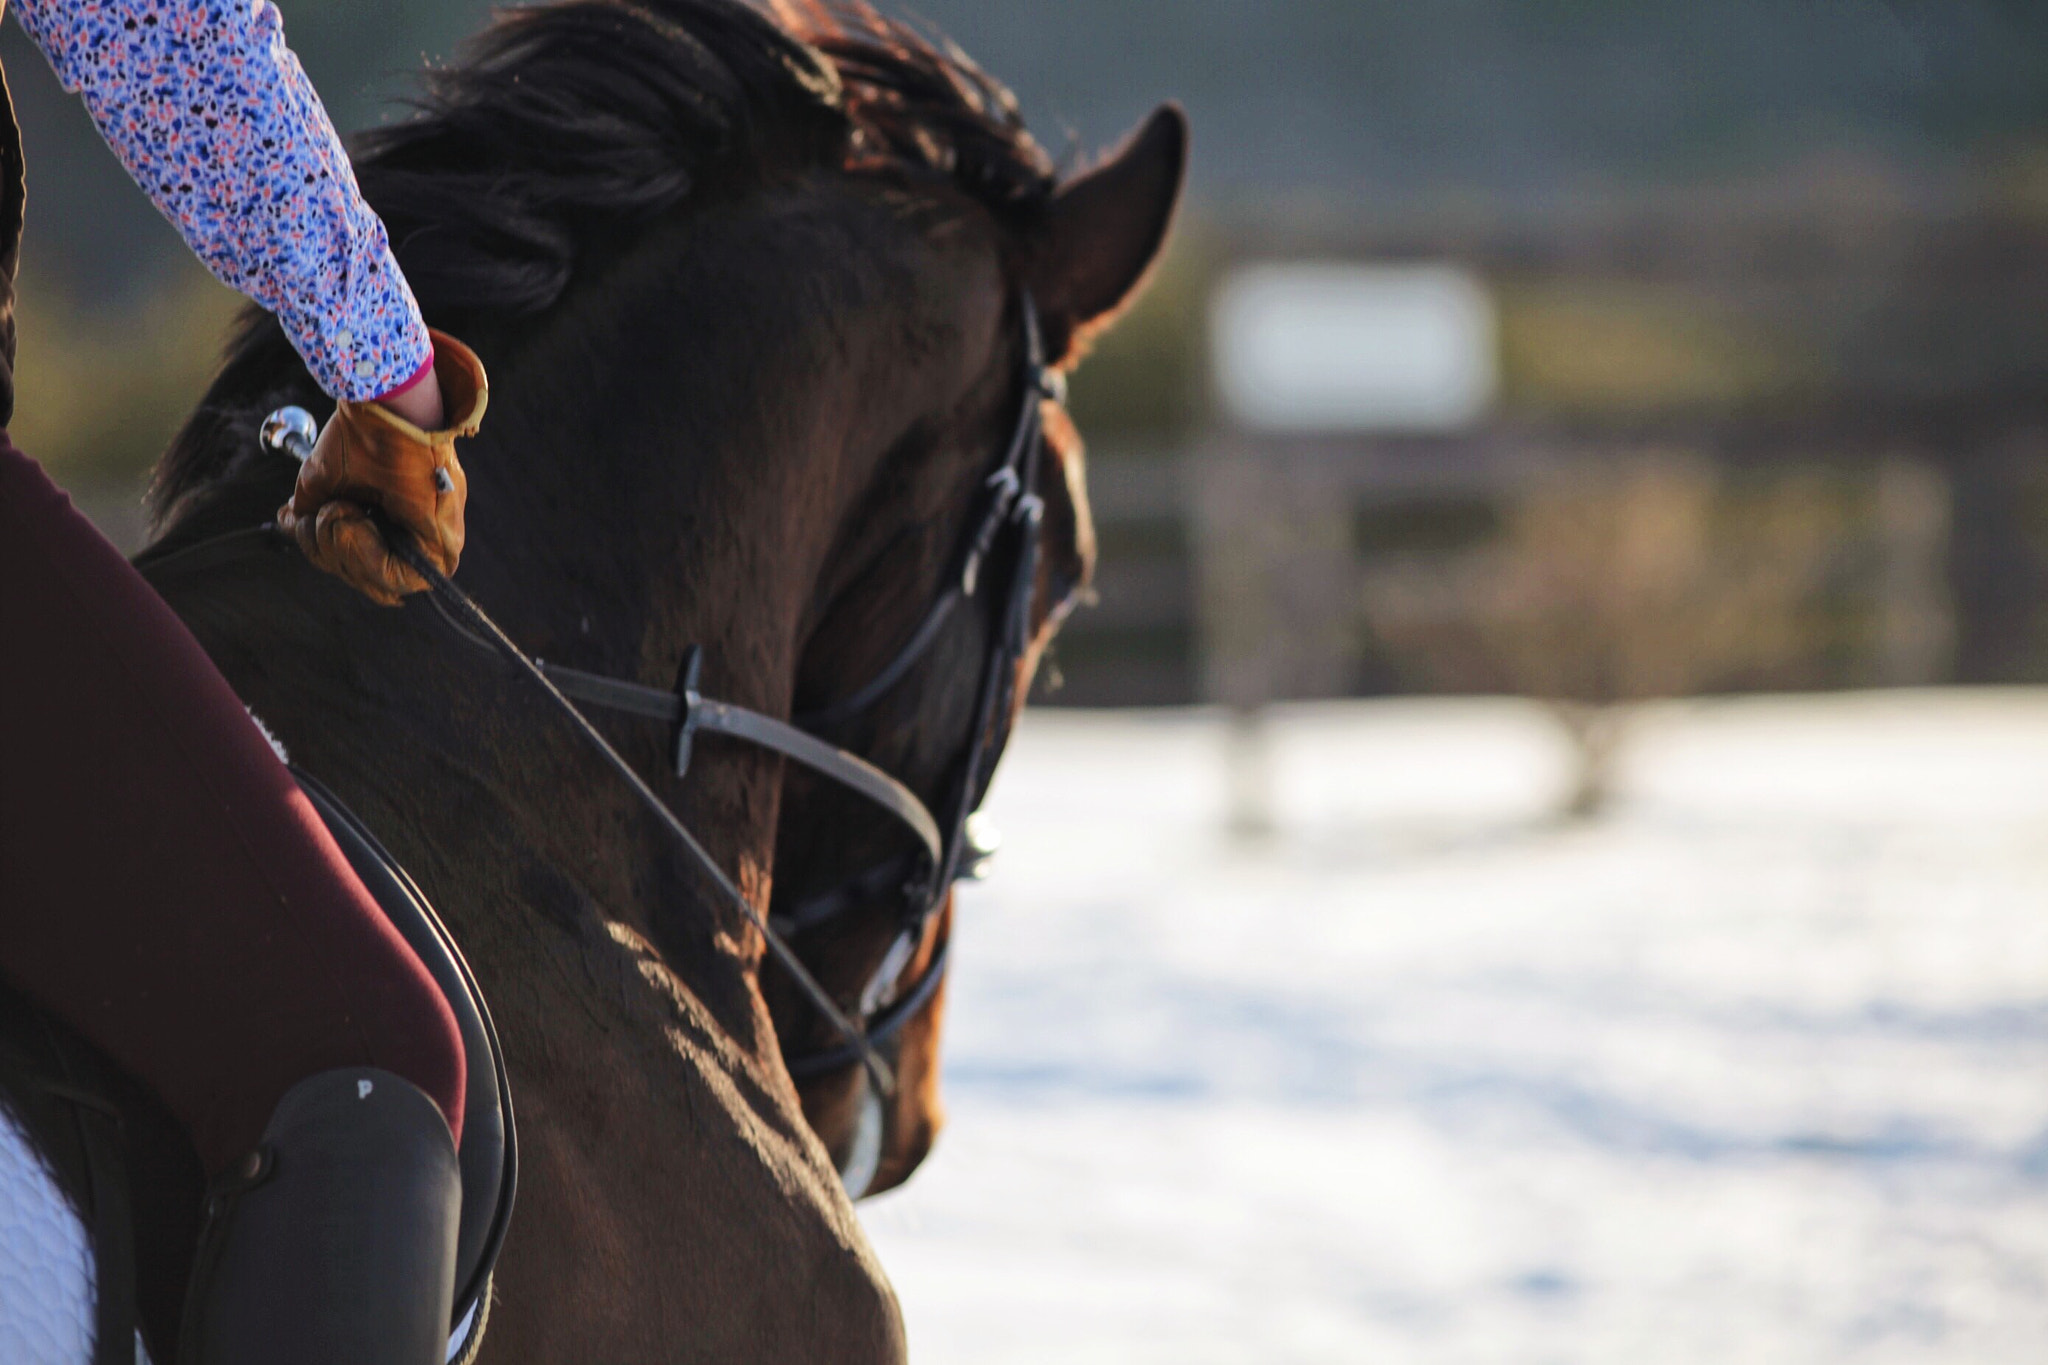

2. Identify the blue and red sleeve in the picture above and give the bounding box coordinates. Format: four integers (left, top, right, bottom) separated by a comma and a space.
11, 0, 433, 402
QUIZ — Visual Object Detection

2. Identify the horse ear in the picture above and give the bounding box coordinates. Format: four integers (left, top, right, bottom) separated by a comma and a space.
1030, 103, 1189, 365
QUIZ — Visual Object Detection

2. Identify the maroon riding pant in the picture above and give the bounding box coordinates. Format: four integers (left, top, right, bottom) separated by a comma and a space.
0, 437, 464, 1172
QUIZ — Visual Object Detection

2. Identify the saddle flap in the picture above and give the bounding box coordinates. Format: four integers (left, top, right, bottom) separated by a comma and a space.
290, 769, 514, 1341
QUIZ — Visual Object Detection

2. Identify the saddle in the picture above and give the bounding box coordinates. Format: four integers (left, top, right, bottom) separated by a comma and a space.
291, 768, 516, 1365
0, 773, 515, 1365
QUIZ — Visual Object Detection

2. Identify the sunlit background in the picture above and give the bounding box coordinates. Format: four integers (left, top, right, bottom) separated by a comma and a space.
14, 1, 2048, 1359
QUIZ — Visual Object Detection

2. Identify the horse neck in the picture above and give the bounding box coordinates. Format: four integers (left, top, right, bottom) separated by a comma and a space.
438, 201, 910, 955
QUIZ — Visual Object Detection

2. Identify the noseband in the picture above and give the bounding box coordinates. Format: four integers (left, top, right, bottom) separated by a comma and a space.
479, 292, 1059, 1087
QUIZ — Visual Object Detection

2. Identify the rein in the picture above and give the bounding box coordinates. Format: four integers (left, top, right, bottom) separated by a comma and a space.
255, 292, 1058, 1096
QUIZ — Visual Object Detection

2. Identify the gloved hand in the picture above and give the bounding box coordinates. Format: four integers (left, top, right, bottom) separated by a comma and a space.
277, 329, 488, 606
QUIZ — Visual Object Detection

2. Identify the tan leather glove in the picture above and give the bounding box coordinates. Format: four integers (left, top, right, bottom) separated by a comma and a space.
277, 329, 488, 606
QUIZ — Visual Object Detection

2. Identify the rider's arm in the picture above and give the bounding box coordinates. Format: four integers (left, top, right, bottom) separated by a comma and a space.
11, 0, 435, 410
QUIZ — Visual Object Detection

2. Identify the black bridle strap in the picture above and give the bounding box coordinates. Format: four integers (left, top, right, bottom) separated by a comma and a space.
768, 300, 1050, 1075
793, 584, 963, 731
783, 935, 950, 1081
771, 851, 920, 937
534, 661, 944, 870
793, 347, 1058, 736
699, 701, 943, 865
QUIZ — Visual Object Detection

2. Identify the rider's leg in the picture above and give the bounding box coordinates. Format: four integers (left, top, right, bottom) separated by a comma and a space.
0, 439, 466, 1361
0, 437, 466, 1165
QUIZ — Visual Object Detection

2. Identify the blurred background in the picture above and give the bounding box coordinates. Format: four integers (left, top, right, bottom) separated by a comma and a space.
22, 1, 2048, 740
15, 1, 2048, 1359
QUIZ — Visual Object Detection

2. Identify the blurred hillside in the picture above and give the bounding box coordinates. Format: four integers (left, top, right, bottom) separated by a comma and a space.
920, 0, 2048, 208
18, 0, 2048, 307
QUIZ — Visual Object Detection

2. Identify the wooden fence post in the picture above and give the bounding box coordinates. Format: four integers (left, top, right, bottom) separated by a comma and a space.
1191, 444, 1360, 834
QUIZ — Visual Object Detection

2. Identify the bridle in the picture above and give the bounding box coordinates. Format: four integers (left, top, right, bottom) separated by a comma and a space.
262, 290, 1061, 1095
533, 291, 1058, 1084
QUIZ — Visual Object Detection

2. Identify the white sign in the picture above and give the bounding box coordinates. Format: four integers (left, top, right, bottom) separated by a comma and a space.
1211, 262, 1498, 434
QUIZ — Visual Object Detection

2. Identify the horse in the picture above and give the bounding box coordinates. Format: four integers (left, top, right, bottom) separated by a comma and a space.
1, 0, 1186, 1359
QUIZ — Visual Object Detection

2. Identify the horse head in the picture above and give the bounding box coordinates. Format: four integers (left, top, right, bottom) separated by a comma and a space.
762, 83, 1188, 1194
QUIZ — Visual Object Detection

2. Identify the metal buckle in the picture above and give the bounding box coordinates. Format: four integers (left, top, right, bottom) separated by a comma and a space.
671, 645, 705, 779
963, 469, 1025, 596
959, 811, 1002, 881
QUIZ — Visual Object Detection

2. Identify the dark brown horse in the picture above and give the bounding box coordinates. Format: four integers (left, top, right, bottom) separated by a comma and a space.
117, 0, 1186, 1357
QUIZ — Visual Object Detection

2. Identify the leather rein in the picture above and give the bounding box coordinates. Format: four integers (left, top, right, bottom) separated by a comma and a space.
261, 292, 1058, 1096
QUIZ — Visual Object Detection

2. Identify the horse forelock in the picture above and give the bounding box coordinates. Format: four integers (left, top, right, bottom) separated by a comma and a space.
147, 0, 1055, 526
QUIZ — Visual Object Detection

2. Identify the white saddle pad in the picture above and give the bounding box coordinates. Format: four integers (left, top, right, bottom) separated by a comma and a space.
0, 1099, 96, 1365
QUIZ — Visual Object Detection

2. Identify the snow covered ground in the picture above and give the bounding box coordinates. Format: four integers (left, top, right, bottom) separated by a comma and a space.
859, 692, 2048, 1364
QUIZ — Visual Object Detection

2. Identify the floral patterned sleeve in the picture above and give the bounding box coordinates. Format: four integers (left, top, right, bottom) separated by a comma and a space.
11, 0, 432, 401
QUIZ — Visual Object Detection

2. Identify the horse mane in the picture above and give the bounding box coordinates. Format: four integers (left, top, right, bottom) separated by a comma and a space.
148, 0, 1055, 522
